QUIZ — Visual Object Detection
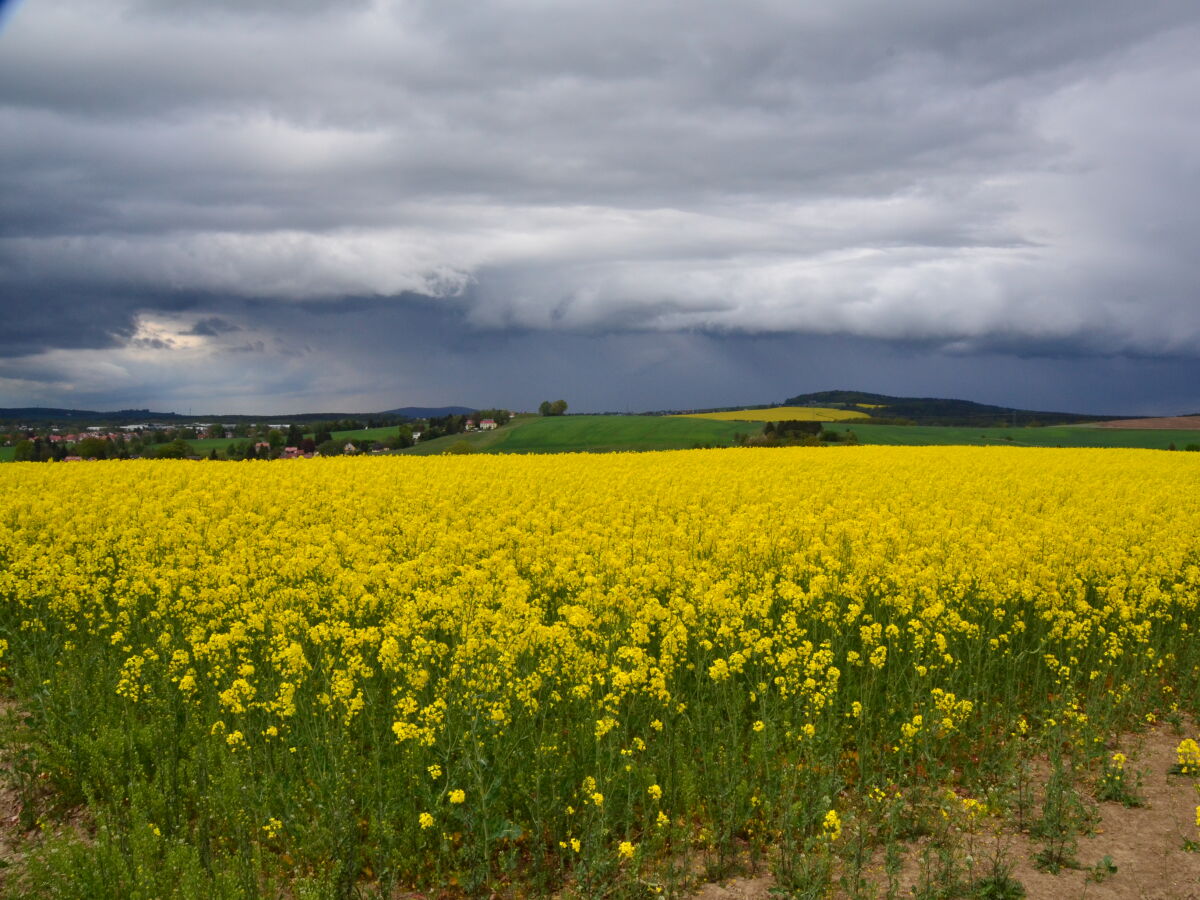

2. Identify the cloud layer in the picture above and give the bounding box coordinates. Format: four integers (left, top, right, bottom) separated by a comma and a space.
2, 0, 1199, 411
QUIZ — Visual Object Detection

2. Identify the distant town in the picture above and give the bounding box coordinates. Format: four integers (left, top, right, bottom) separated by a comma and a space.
1, 409, 512, 462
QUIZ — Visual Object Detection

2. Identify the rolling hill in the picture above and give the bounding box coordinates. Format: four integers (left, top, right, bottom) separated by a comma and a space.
782, 390, 1118, 426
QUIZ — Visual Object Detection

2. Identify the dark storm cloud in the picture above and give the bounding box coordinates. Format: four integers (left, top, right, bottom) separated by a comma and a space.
0, 286, 133, 358
1, 0, 1199, 411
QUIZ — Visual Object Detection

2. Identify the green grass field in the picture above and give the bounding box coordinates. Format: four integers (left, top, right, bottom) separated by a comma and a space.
844, 423, 1200, 450
0, 446, 13, 462
402, 415, 749, 455
401, 416, 1200, 455
324, 425, 408, 443
400, 418, 530, 455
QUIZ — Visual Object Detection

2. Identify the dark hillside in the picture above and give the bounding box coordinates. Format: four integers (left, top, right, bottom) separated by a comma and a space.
783, 390, 1120, 427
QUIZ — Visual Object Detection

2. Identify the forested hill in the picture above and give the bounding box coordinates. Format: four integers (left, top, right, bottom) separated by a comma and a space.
783, 391, 1121, 427
0, 405, 478, 426
0, 407, 183, 424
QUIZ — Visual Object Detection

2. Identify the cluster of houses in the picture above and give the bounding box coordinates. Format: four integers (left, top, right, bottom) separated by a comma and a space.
8, 414, 507, 462
48, 431, 124, 444
253, 442, 312, 460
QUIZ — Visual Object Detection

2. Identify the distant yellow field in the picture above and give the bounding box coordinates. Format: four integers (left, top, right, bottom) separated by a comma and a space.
676, 405, 870, 422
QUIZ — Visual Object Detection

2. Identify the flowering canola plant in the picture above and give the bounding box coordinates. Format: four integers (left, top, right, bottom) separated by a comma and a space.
0, 447, 1198, 896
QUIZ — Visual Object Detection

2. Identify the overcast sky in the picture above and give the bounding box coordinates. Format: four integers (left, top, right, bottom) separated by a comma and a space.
2, 0, 1199, 414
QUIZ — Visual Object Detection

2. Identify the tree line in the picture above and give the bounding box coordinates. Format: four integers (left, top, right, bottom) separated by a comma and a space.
734, 420, 860, 447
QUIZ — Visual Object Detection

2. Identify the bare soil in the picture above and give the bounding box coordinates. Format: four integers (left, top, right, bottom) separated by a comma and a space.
690, 723, 1200, 900
1004, 725, 1200, 899
0, 699, 29, 893
1092, 416, 1200, 430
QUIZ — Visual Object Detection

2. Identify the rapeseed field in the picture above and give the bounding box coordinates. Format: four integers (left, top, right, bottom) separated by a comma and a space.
0, 448, 1198, 897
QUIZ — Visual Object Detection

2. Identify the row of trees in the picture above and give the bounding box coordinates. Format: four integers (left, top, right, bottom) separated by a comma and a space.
421, 415, 469, 442
538, 400, 568, 416
734, 421, 860, 447
11, 437, 201, 461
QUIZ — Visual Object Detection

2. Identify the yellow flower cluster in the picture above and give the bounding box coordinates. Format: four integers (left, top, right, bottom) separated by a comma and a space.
1178, 739, 1200, 776
822, 809, 842, 841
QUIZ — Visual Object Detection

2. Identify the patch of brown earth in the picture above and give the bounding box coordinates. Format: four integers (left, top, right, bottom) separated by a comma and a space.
690, 875, 775, 898
1092, 416, 1200, 430
0, 699, 90, 895
0, 698, 29, 892
688, 724, 1200, 900
1004, 726, 1200, 900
